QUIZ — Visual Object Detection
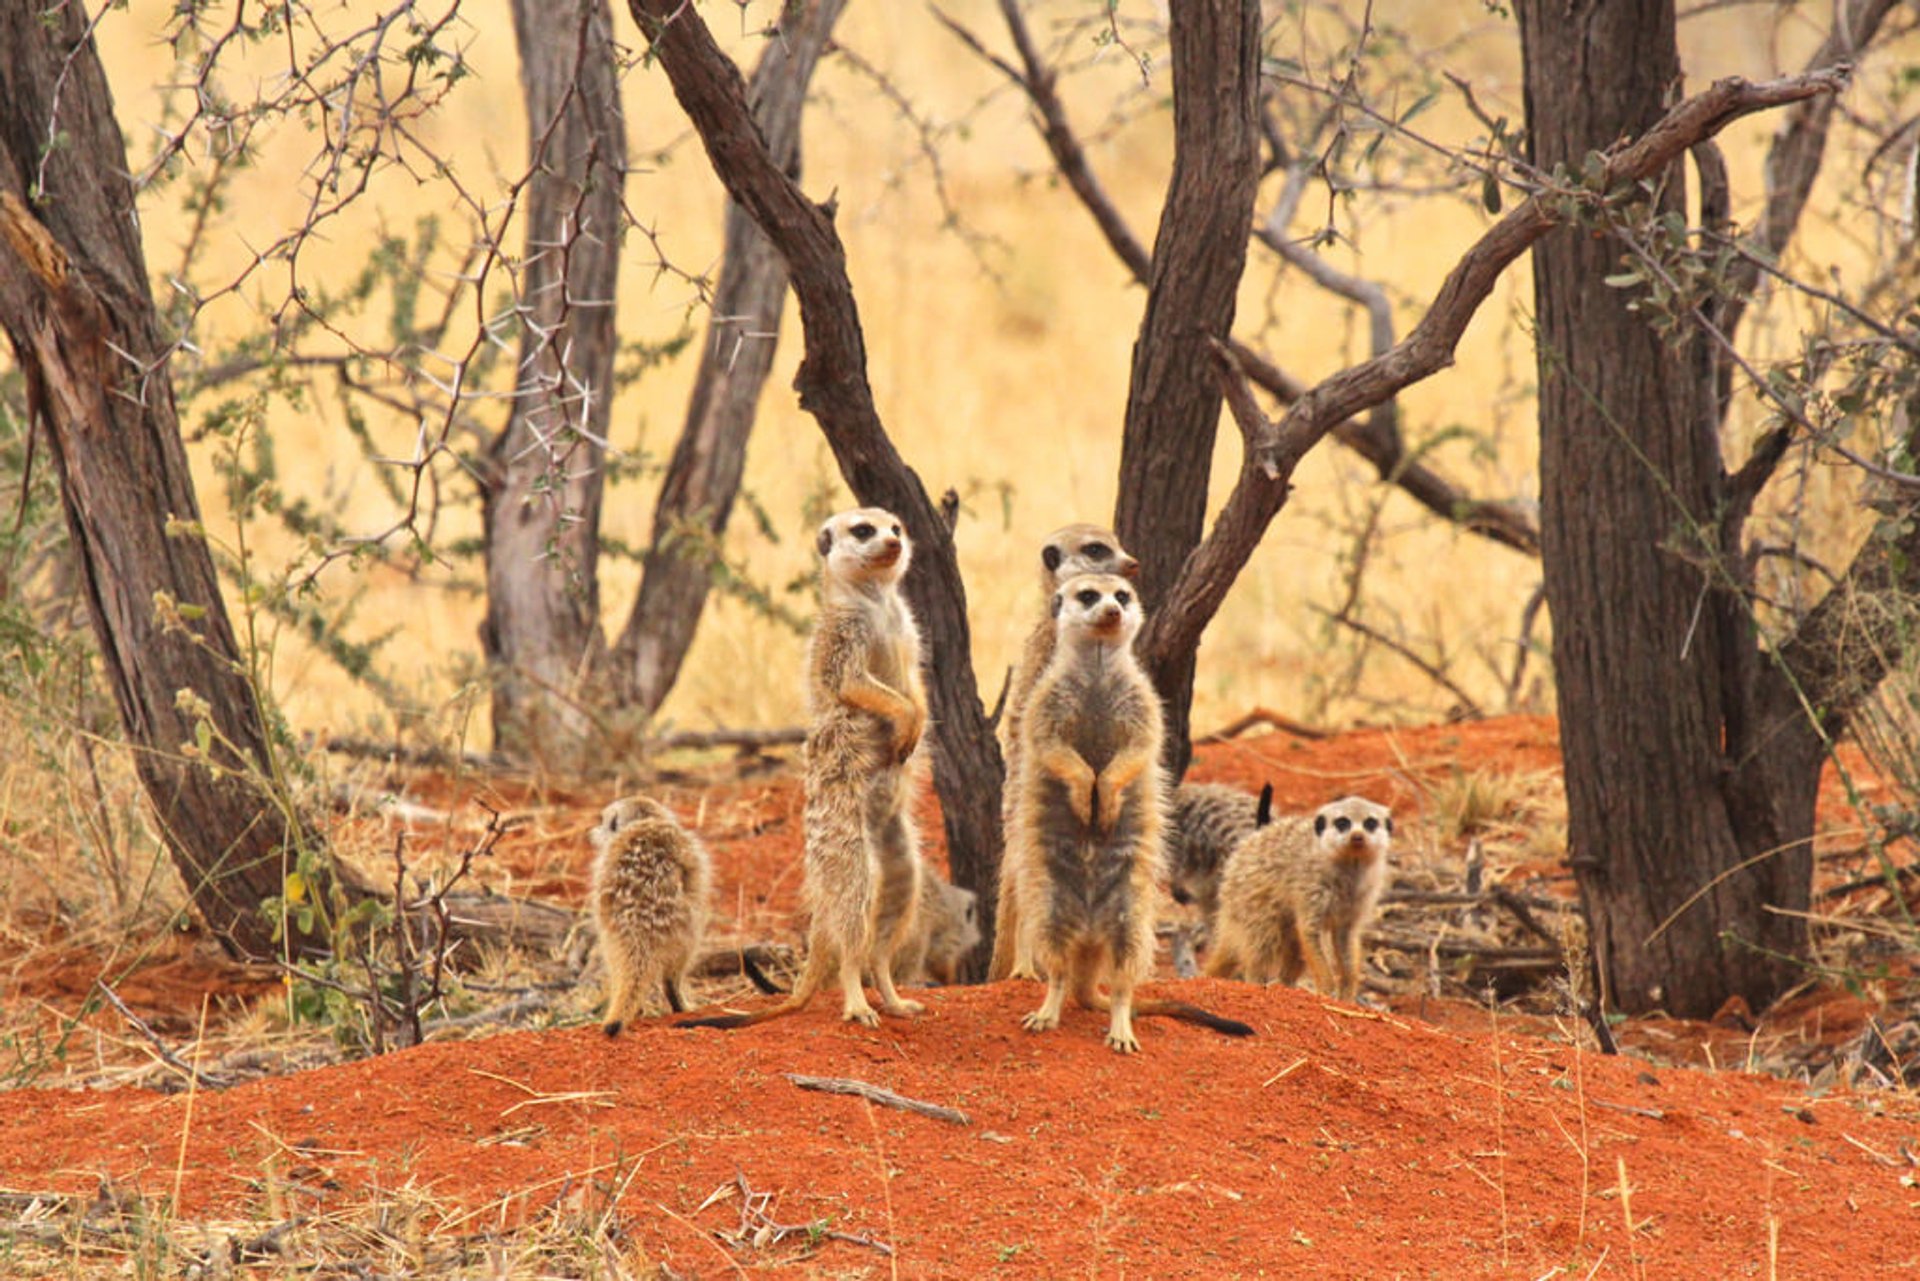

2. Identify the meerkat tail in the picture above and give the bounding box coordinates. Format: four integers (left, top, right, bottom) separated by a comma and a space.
739, 950, 785, 995
1073, 984, 1256, 1038
675, 946, 828, 1030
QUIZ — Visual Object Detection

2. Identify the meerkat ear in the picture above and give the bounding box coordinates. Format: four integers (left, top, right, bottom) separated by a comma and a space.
1256, 782, 1274, 828
816, 525, 834, 557
1384, 816, 1394, 834
1041, 543, 1064, 573
1050, 591, 1064, 618
1314, 813, 1328, 837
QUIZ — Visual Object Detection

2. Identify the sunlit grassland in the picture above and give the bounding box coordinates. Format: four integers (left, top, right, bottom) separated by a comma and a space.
87, 0, 1890, 745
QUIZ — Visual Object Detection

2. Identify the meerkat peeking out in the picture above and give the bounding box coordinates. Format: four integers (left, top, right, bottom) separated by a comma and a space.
679, 507, 930, 1032
1166, 781, 1266, 926
1206, 795, 1393, 1002
1002, 572, 1253, 1052
894, 871, 982, 986
989, 524, 1140, 983
591, 796, 712, 1036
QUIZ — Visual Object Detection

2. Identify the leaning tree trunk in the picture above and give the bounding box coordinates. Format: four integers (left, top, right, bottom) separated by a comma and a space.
1111, 0, 1262, 775
612, 0, 845, 717
1520, 0, 1805, 1017
0, 2, 329, 959
624, 0, 1007, 972
481, 0, 625, 759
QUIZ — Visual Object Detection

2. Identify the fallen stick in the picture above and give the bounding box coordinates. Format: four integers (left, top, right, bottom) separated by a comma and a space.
92, 981, 234, 1092
783, 1073, 970, 1126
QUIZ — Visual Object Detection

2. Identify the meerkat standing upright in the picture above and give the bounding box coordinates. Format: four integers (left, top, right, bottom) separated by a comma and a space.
988, 524, 1139, 982
591, 796, 712, 1036
1005, 572, 1252, 1052
679, 507, 929, 1031
1206, 795, 1393, 1001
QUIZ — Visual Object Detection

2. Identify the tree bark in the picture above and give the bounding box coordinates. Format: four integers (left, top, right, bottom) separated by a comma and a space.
0, 3, 328, 959
611, 0, 845, 717
1520, 0, 1810, 1017
623, 0, 1006, 973
481, 0, 625, 759
1111, 0, 1262, 774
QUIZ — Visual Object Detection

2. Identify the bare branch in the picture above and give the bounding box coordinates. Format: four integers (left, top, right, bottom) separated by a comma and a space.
1139, 66, 1853, 676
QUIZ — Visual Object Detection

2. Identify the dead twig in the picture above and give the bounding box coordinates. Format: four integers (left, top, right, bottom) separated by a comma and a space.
91, 981, 234, 1091
1196, 706, 1331, 743
783, 1073, 970, 1126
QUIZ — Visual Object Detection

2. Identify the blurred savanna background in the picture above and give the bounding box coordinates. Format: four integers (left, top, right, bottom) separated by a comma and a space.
4, 0, 1917, 1021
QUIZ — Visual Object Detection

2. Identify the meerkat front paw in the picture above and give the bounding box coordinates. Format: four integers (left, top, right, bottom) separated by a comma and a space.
842, 1001, 882, 1028
1021, 1008, 1059, 1033
1065, 778, 1095, 828
881, 996, 925, 1017
1104, 1028, 1141, 1054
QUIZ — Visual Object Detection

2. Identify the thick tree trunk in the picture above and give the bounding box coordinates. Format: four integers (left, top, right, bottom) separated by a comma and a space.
482, 0, 625, 758
0, 3, 327, 959
1111, 0, 1262, 775
624, 0, 1006, 974
612, 0, 844, 716
1520, 0, 1805, 1016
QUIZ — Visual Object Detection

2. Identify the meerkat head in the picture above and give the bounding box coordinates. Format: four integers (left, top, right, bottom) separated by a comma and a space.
591, 795, 675, 852
1051, 571, 1142, 649
1038, 523, 1138, 592
924, 882, 982, 985
816, 506, 910, 589
1311, 796, 1393, 865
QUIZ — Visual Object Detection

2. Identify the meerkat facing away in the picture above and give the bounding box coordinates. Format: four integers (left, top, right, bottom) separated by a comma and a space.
1005, 573, 1253, 1052
988, 523, 1139, 983
1205, 795, 1393, 1002
591, 796, 711, 1036
894, 870, 981, 986
1167, 781, 1267, 925
679, 507, 928, 1032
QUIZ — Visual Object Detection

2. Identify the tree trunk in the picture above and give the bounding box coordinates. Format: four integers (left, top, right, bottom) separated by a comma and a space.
1111, 0, 1262, 775
0, 3, 328, 959
612, 0, 845, 717
482, 0, 625, 759
1520, 0, 1805, 1016
624, 0, 1007, 973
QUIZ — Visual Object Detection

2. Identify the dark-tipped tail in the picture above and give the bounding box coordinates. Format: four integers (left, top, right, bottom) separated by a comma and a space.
675, 1011, 758, 1030
1255, 782, 1274, 828
1139, 999, 1255, 1038
740, 951, 785, 995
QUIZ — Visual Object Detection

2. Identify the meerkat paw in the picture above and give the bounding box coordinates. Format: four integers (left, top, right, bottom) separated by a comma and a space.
842, 1002, 882, 1028
881, 997, 925, 1017
1021, 1008, 1059, 1033
1104, 1029, 1141, 1054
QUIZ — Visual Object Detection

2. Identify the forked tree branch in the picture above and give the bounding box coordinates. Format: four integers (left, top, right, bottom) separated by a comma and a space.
936, 0, 1540, 558
1138, 66, 1853, 674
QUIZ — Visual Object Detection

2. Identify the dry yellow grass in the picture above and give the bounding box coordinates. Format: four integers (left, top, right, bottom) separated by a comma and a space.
75, 0, 1892, 748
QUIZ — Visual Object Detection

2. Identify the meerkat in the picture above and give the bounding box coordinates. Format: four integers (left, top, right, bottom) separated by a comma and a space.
679, 507, 928, 1031
988, 523, 1140, 982
591, 796, 712, 1036
1205, 795, 1393, 1002
893, 870, 982, 986
1004, 572, 1253, 1052
1167, 781, 1267, 926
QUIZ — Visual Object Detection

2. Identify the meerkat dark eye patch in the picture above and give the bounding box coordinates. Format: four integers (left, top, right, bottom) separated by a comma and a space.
851, 522, 876, 540
890, 524, 901, 536
1362, 817, 1379, 833
1076, 588, 1101, 608
1084, 542, 1111, 560
1333, 817, 1352, 834
1114, 590, 1131, 607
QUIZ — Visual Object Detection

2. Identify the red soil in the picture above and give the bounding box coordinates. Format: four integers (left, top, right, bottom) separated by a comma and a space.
3, 717, 1917, 1277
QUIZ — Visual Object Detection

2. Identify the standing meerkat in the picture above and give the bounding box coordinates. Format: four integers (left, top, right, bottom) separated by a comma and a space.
988, 523, 1139, 982
679, 507, 928, 1031
1005, 573, 1252, 1052
591, 796, 711, 1036
1205, 795, 1393, 1001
